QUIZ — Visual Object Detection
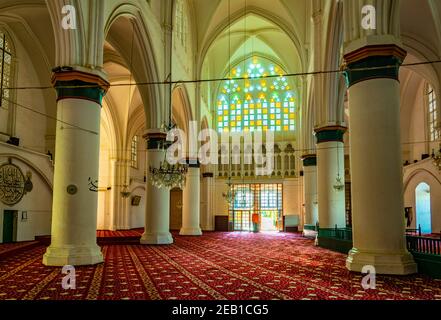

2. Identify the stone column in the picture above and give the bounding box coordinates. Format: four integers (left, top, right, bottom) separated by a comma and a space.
201, 172, 214, 231
43, 69, 109, 266
302, 154, 318, 227
315, 126, 347, 229
140, 132, 173, 244
180, 160, 202, 235
107, 159, 130, 231
344, 44, 417, 275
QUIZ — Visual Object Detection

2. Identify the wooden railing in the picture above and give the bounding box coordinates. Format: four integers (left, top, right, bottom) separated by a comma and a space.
406, 235, 441, 256
303, 224, 318, 231
406, 225, 422, 236
318, 226, 353, 241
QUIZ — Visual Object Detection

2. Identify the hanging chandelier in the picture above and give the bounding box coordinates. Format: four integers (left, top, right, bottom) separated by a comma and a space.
147, 4, 187, 190
121, 184, 131, 198
333, 174, 345, 191
223, 182, 235, 206
149, 157, 188, 190
333, 142, 345, 191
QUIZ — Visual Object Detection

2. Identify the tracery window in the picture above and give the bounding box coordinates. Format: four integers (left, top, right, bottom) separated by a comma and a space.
216, 57, 296, 133
131, 135, 138, 168
427, 84, 439, 142
0, 30, 12, 110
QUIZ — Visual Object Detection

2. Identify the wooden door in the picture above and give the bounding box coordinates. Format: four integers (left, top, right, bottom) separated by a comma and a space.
170, 189, 183, 231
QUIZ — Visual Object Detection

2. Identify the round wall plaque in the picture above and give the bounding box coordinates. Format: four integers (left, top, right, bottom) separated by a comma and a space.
67, 184, 78, 195
0, 163, 26, 206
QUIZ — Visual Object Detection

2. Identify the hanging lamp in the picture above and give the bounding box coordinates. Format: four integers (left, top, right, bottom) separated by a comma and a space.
333, 141, 345, 191
148, 2, 188, 190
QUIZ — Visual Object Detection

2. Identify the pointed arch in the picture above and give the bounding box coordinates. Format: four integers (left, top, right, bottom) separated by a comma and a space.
104, 4, 162, 130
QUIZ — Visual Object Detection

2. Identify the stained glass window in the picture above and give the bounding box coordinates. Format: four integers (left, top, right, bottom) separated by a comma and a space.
428, 84, 439, 142
131, 135, 138, 168
217, 57, 296, 133
0, 31, 12, 109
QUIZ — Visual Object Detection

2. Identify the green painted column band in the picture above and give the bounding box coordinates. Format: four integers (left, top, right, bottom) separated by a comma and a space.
202, 172, 214, 178
344, 55, 403, 88
315, 129, 345, 144
343, 45, 406, 88
146, 137, 169, 150
54, 80, 107, 105
186, 159, 200, 168
302, 156, 317, 167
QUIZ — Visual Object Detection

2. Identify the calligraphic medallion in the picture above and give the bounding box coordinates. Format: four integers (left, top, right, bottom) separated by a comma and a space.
0, 163, 26, 205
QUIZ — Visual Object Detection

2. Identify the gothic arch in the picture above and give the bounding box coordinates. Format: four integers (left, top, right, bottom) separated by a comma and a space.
104, 5, 162, 130
198, 7, 306, 80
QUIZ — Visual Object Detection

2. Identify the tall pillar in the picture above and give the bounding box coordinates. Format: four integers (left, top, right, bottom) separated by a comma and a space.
180, 160, 202, 235
110, 159, 130, 230
315, 126, 347, 228
201, 172, 215, 231
43, 70, 109, 266
302, 154, 318, 226
140, 132, 173, 244
344, 45, 417, 274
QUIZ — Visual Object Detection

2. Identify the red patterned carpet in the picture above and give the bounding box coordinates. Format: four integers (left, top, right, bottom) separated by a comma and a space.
96, 229, 143, 238
0, 232, 441, 300
0, 241, 39, 260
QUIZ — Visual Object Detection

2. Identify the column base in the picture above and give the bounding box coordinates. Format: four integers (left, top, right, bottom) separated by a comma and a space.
346, 248, 417, 275
43, 244, 103, 266
179, 227, 202, 236
303, 229, 318, 239
140, 232, 173, 245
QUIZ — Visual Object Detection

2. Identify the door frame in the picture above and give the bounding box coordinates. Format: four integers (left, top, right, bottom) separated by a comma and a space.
2, 210, 18, 243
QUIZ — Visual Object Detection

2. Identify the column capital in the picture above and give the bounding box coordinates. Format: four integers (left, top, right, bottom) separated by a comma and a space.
52, 69, 110, 105
343, 44, 407, 88
301, 154, 317, 167
314, 126, 347, 144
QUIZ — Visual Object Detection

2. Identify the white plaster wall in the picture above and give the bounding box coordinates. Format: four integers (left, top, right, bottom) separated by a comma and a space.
12, 36, 48, 154
283, 178, 303, 230
0, 145, 53, 243
408, 82, 427, 162
97, 124, 111, 230
214, 179, 229, 216
130, 186, 145, 229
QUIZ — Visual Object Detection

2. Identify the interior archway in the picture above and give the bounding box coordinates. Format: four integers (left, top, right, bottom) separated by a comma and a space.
415, 182, 432, 234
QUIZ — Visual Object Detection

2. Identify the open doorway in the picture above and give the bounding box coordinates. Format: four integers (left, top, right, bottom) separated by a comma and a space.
2, 210, 17, 243
415, 182, 432, 234
229, 184, 283, 232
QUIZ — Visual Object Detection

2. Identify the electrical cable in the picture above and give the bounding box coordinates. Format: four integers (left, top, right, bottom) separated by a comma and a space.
4, 60, 441, 91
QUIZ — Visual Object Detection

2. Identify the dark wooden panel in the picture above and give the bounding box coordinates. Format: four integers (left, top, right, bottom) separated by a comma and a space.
215, 216, 229, 231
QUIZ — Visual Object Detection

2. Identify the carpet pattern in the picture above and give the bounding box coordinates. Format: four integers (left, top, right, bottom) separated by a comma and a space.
0, 232, 441, 300
0, 241, 39, 260
96, 229, 143, 238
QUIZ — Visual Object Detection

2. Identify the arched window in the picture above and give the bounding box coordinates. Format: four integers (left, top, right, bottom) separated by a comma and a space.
0, 30, 13, 134
131, 135, 138, 168
216, 57, 296, 133
427, 84, 439, 142
175, 0, 188, 51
